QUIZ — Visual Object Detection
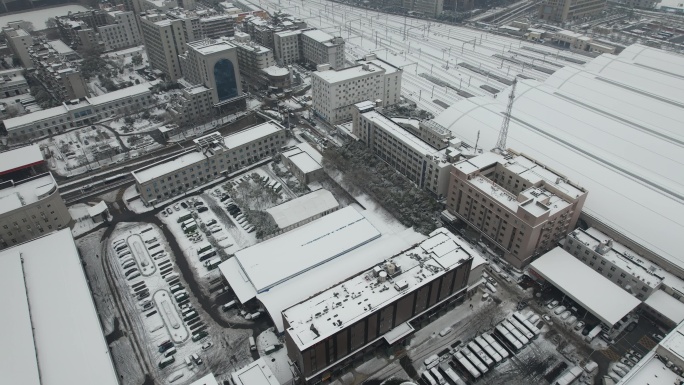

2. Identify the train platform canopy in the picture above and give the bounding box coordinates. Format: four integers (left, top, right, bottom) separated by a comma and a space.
530, 247, 640, 326
0, 229, 119, 385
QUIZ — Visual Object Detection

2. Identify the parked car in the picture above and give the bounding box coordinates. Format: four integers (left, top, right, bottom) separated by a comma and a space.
197, 206, 209, 213
166, 207, 173, 215
554, 306, 567, 315
547, 300, 559, 309
574, 321, 585, 331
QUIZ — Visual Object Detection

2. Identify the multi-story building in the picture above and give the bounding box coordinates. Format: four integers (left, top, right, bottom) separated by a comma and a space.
29, 40, 89, 100
405, 0, 446, 16
242, 14, 307, 50
312, 55, 402, 124
0, 68, 30, 98
300, 29, 345, 70
3, 84, 153, 144
0, 172, 71, 249
231, 39, 275, 83
539, 0, 606, 22
140, 12, 187, 81
3, 27, 34, 68
166, 82, 214, 128
179, 39, 242, 105
132, 121, 286, 206
166, 7, 235, 42
283, 228, 474, 384
56, 10, 141, 52
273, 30, 300, 65
99, 11, 142, 51
446, 149, 588, 268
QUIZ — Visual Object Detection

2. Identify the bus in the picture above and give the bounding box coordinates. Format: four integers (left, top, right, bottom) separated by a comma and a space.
495, 324, 522, 351
513, 311, 540, 336
198, 249, 217, 262
474, 335, 502, 363
462, 348, 488, 374
509, 318, 535, 340
502, 320, 529, 345
204, 257, 221, 270
453, 350, 480, 379
196, 243, 212, 255
483, 333, 509, 359
468, 341, 494, 368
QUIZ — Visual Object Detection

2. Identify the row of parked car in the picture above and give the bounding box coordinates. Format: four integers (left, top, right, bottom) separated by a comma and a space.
545, 300, 586, 332
222, 194, 255, 233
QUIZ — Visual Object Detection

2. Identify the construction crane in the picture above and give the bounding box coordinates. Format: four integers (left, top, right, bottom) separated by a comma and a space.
496, 79, 517, 153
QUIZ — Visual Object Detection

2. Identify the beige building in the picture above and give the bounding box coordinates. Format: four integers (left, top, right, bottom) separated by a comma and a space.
273, 30, 301, 66
446, 150, 587, 268
300, 29, 345, 70
231, 39, 275, 83
166, 8, 235, 42
166, 83, 214, 128
140, 12, 187, 81
133, 122, 286, 206
179, 39, 242, 105
99, 11, 142, 51
3, 27, 33, 69
312, 54, 402, 125
539, 0, 606, 22
0, 172, 71, 250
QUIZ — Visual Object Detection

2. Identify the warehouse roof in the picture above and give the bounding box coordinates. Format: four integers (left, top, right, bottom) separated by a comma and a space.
644, 290, 684, 325
302, 29, 333, 43
132, 151, 207, 184
221, 206, 381, 302
189, 373, 219, 385
432, 45, 684, 273
0, 230, 119, 385
282, 147, 322, 174
266, 189, 338, 229
231, 358, 280, 385
530, 247, 640, 326
0, 144, 43, 176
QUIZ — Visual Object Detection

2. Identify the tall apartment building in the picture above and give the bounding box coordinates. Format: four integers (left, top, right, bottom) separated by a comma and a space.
273, 30, 301, 66
166, 82, 214, 128
3, 27, 34, 68
99, 11, 142, 51
231, 39, 275, 83
132, 122, 286, 206
312, 55, 402, 125
179, 39, 242, 105
283, 228, 473, 384
0, 172, 71, 250
0, 68, 30, 98
166, 8, 235, 41
300, 29, 345, 70
56, 10, 141, 52
539, 0, 606, 22
140, 12, 187, 81
29, 40, 89, 100
446, 150, 588, 268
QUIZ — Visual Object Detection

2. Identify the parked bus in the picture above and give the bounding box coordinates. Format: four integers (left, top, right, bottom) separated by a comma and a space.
474, 335, 502, 363
159, 356, 175, 369
502, 320, 529, 345
440, 366, 465, 385
483, 332, 509, 359
495, 324, 522, 351
462, 348, 488, 374
509, 318, 535, 340
468, 341, 494, 368
453, 350, 480, 379
198, 249, 217, 262
513, 311, 540, 336
196, 243, 212, 255
204, 257, 221, 270
429, 367, 446, 385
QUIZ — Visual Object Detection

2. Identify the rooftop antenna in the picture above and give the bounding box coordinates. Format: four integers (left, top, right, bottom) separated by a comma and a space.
496, 78, 517, 153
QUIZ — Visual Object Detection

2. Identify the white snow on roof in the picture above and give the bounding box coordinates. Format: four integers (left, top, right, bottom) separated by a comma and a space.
47, 39, 74, 55
223, 121, 282, 149
660, 320, 684, 361
283, 228, 475, 350
219, 256, 257, 303
313, 63, 384, 83
362, 110, 437, 155
266, 189, 338, 229
530, 247, 640, 326
3, 105, 69, 128
283, 148, 322, 174
88, 83, 151, 105
616, 350, 681, 385
0, 230, 118, 385
0, 173, 56, 214
189, 373, 219, 385
260, 228, 426, 332
294, 141, 323, 164
87, 201, 108, 217
302, 29, 333, 43
0, 144, 43, 174
232, 206, 381, 295
432, 45, 684, 273
231, 358, 280, 385
0, 251, 40, 385
644, 290, 684, 325
133, 151, 207, 184
262, 65, 289, 77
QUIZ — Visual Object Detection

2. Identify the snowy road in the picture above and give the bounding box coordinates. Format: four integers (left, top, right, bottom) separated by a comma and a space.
259, 0, 589, 115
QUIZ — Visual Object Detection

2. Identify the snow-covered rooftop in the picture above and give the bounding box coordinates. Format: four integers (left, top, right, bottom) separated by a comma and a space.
47, 39, 74, 55
302, 29, 333, 43
262, 65, 289, 77
87, 83, 151, 105
314, 63, 385, 83
616, 350, 681, 385
0, 144, 44, 175
361, 110, 437, 155
644, 290, 684, 325
0, 173, 57, 214
231, 358, 280, 385
282, 147, 322, 174
0, 230, 119, 385
530, 247, 640, 326
132, 151, 207, 184
266, 189, 338, 229
189, 373, 219, 385
189, 39, 236, 55
283, 228, 475, 350
432, 45, 684, 273
227, 206, 380, 298
87, 201, 108, 217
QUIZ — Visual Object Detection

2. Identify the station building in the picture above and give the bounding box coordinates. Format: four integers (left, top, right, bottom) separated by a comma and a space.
132, 121, 286, 206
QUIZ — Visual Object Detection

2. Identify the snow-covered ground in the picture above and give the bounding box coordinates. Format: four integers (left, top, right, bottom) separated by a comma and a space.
0, 4, 88, 30
68, 203, 104, 237
41, 126, 124, 176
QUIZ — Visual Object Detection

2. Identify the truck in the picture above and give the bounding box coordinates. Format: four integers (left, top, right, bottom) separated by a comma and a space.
196, 243, 212, 255
204, 257, 221, 270
177, 213, 193, 223
585, 325, 602, 342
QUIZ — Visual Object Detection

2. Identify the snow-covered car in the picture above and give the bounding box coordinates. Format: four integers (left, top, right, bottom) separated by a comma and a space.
547, 300, 559, 309
201, 342, 213, 350
162, 210, 168, 217
542, 315, 552, 323
166, 207, 173, 215
560, 311, 571, 320
574, 321, 585, 331
554, 306, 567, 315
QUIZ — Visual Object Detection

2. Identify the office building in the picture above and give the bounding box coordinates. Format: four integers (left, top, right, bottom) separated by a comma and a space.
446, 150, 587, 268
166, 7, 235, 42
300, 29, 345, 69
99, 10, 142, 51
312, 54, 402, 125
179, 39, 242, 105
0, 68, 30, 99
166, 82, 214, 128
4, 84, 153, 144
56, 9, 141, 52
0, 229, 119, 385
281, 143, 324, 184
132, 122, 286, 206
28, 39, 89, 100
231, 39, 275, 83
283, 228, 474, 383
273, 30, 301, 66
140, 12, 187, 81
0, 172, 71, 249
539, 0, 606, 22
405, 0, 446, 16
3, 27, 33, 68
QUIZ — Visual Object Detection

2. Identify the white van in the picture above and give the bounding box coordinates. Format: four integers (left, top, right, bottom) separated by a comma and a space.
422, 371, 437, 385
222, 300, 236, 311
430, 367, 446, 385
249, 336, 256, 351
184, 356, 193, 367
264, 345, 277, 354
